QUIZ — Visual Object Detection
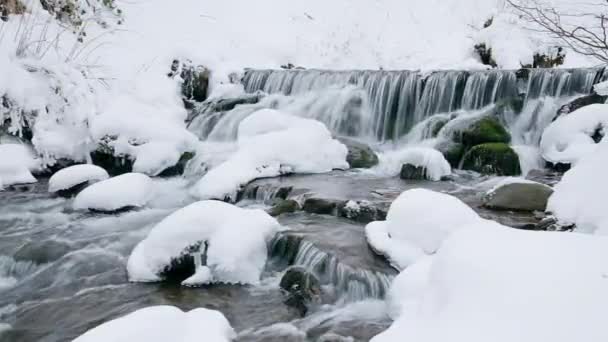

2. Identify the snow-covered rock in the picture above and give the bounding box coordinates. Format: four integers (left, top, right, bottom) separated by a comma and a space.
373, 223, 608, 342
594, 81, 608, 96
72, 173, 153, 212
72, 306, 235, 342
548, 138, 608, 235
373, 147, 451, 181
48, 164, 109, 194
0, 144, 37, 187
365, 189, 480, 269
483, 177, 553, 211
540, 104, 608, 166
192, 109, 348, 201
127, 200, 280, 285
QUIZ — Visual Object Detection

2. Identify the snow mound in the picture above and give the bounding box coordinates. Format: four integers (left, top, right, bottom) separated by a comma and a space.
594, 81, 608, 96
73, 173, 153, 211
72, 306, 235, 342
373, 223, 608, 342
48, 164, 109, 193
373, 147, 451, 180
192, 109, 348, 201
127, 200, 280, 285
365, 189, 480, 269
548, 138, 608, 234
0, 144, 37, 187
540, 104, 608, 165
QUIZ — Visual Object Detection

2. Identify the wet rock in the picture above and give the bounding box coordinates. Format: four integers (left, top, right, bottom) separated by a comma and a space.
461, 143, 521, 176
55, 181, 90, 198
303, 198, 347, 216
455, 116, 511, 147
268, 199, 301, 217
339, 200, 387, 223
180, 63, 210, 103
535, 216, 575, 231
90, 137, 133, 176
269, 234, 303, 266
474, 43, 497, 68
399, 163, 427, 180
338, 137, 379, 169
436, 141, 465, 168
556, 93, 607, 119
280, 266, 321, 317
14, 240, 72, 265
157, 151, 195, 177
159, 241, 207, 283
483, 181, 554, 211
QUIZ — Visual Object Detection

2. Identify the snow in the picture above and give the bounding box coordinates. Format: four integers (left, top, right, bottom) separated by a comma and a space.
127, 200, 280, 285
365, 189, 480, 269
373, 222, 608, 342
0, 144, 37, 187
192, 109, 348, 201
48, 164, 109, 193
372, 147, 451, 181
73, 173, 153, 211
72, 306, 235, 342
547, 138, 608, 235
594, 81, 608, 97
540, 104, 608, 165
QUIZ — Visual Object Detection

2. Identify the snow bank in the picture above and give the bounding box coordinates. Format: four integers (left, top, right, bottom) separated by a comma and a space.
540, 104, 608, 165
548, 138, 608, 234
192, 109, 348, 201
73, 306, 235, 342
365, 189, 480, 269
373, 223, 608, 342
373, 147, 451, 181
48, 164, 109, 193
127, 200, 280, 285
0, 144, 37, 187
73, 173, 153, 211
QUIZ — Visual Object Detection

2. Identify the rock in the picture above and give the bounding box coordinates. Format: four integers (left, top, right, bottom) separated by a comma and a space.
338, 137, 379, 169
280, 266, 321, 317
157, 152, 195, 177
318, 333, 355, 342
14, 240, 72, 265
455, 116, 511, 147
556, 93, 607, 119
483, 180, 554, 211
268, 199, 301, 217
302, 198, 347, 215
180, 64, 210, 103
338, 200, 387, 223
532, 48, 565, 68
399, 163, 428, 180
90, 137, 133, 176
269, 234, 303, 266
160, 241, 207, 283
535, 216, 575, 231
474, 43, 497, 68
461, 143, 521, 176
436, 141, 465, 168
1, 0, 25, 21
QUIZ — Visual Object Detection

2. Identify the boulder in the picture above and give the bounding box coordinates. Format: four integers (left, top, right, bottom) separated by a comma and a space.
90, 138, 133, 176
338, 137, 379, 169
455, 116, 511, 147
180, 64, 210, 103
399, 163, 427, 180
268, 199, 301, 217
280, 266, 321, 317
483, 179, 554, 211
461, 143, 521, 176
302, 198, 347, 215
436, 141, 465, 168
556, 93, 607, 119
338, 200, 387, 223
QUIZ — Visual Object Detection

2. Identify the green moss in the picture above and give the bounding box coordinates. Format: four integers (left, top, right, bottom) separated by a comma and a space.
461, 143, 521, 176
456, 116, 511, 147
436, 142, 465, 168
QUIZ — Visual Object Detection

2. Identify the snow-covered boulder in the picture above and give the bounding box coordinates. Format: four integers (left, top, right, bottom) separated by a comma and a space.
373, 223, 608, 342
192, 109, 348, 201
483, 177, 553, 212
365, 189, 480, 269
547, 138, 608, 235
0, 144, 37, 188
72, 306, 235, 342
374, 147, 451, 181
540, 104, 608, 166
48, 164, 109, 196
127, 200, 280, 285
73, 173, 153, 212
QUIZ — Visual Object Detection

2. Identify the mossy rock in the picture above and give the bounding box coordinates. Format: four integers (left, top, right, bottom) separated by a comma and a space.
338, 137, 379, 169
456, 116, 511, 147
461, 143, 521, 176
436, 141, 465, 168
267, 199, 301, 217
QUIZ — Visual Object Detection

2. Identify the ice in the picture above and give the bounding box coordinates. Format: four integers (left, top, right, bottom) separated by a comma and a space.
127, 200, 280, 285
192, 109, 348, 201
72, 306, 235, 342
73, 173, 153, 211
373, 222, 608, 342
365, 189, 480, 269
48, 164, 109, 193
540, 104, 608, 165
